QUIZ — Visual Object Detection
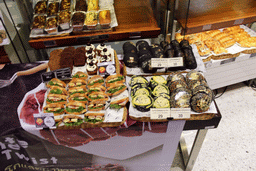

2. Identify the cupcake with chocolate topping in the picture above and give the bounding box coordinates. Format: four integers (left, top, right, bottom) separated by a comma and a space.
85, 42, 95, 52
87, 55, 98, 64
100, 48, 111, 58
96, 43, 107, 56
87, 62, 97, 75
99, 55, 111, 63
85, 49, 96, 59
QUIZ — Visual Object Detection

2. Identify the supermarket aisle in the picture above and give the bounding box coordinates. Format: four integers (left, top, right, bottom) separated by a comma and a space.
177, 82, 256, 171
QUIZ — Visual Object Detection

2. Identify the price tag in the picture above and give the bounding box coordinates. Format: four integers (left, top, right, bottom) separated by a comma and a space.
150, 108, 171, 120
41, 71, 55, 83
220, 57, 236, 65
204, 60, 213, 68
170, 108, 191, 119
151, 58, 169, 68
43, 40, 57, 48
55, 67, 72, 79
234, 19, 244, 25
168, 57, 183, 67
33, 113, 56, 129
250, 53, 256, 58
202, 24, 212, 31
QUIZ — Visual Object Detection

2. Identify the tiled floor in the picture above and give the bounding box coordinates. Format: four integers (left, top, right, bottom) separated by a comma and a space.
171, 82, 256, 171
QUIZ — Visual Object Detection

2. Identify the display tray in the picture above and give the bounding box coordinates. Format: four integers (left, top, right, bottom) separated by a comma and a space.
18, 50, 128, 130
125, 72, 218, 122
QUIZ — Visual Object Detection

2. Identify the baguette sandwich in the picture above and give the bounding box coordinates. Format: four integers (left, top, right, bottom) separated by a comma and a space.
84, 111, 105, 124
65, 101, 87, 115
87, 85, 106, 94
105, 74, 125, 87
54, 115, 64, 127
68, 85, 87, 95
106, 83, 127, 97
43, 103, 65, 115
68, 78, 87, 88
47, 78, 66, 88
62, 114, 84, 127
49, 86, 68, 95
46, 94, 67, 104
88, 75, 104, 87
110, 90, 129, 109
68, 93, 88, 104
88, 100, 106, 111
72, 71, 88, 80
88, 92, 109, 101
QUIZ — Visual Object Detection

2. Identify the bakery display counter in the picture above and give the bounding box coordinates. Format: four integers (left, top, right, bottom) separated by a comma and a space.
175, 0, 256, 34
28, 0, 160, 49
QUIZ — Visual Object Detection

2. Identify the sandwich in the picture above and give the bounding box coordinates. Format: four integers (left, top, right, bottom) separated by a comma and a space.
68, 78, 87, 88
88, 92, 109, 101
68, 93, 88, 104
87, 85, 106, 94
43, 103, 65, 115
68, 85, 87, 95
88, 75, 104, 87
84, 111, 105, 124
54, 115, 64, 127
49, 86, 68, 95
105, 74, 125, 87
72, 71, 88, 80
65, 101, 87, 115
46, 94, 67, 104
110, 90, 129, 109
106, 83, 127, 97
88, 100, 106, 111
47, 78, 66, 88
62, 115, 84, 127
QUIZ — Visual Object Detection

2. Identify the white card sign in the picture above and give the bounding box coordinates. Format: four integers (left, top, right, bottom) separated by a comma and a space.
171, 108, 191, 119
168, 57, 183, 67
151, 58, 169, 68
150, 108, 171, 119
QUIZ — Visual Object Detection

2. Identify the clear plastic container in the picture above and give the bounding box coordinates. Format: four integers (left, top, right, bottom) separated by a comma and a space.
34, 0, 47, 15
99, 10, 111, 29
72, 11, 86, 31
44, 16, 58, 34
31, 14, 47, 35
85, 11, 98, 30
47, 0, 60, 17
58, 10, 71, 30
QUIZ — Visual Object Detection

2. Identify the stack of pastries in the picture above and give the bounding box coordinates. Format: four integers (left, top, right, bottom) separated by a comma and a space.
175, 25, 256, 56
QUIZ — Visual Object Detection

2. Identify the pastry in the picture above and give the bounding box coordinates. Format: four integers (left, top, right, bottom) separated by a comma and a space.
96, 43, 107, 56
85, 43, 95, 52
60, 0, 71, 11
86, 49, 96, 59
86, 55, 98, 64
87, 62, 98, 75
75, 0, 87, 11
47, 2, 59, 16
87, 0, 99, 11
99, 10, 111, 27
85, 11, 98, 28
34, 1, 47, 14
32, 15, 46, 29
59, 10, 71, 25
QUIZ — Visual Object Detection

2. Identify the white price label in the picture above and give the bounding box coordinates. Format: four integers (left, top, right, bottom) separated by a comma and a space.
150, 108, 171, 120
168, 57, 183, 67
151, 58, 169, 68
202, 24, 212, 31
171, 108, 191, 119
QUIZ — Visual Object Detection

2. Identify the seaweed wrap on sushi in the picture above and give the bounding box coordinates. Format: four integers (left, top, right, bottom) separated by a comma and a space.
153, 95, 171, 108
150, 75, 167, 89
190, 92, 212, 113
132, 94, 154, 112
192, 85, 214, 101
168, 80, 188, 93
152, 84, 170, 97
129, 76, 148, 87
170, 87, 192, 108
131, 87, 151, 98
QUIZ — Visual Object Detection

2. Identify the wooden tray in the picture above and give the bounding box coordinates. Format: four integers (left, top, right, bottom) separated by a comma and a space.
124, 70, 216, 121
56, 107, 127, 129
129, 112, 215, 122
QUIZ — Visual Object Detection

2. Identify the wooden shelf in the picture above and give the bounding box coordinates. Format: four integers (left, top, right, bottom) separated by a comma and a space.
28, 1, 160, 49
176, 0, 256, 34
